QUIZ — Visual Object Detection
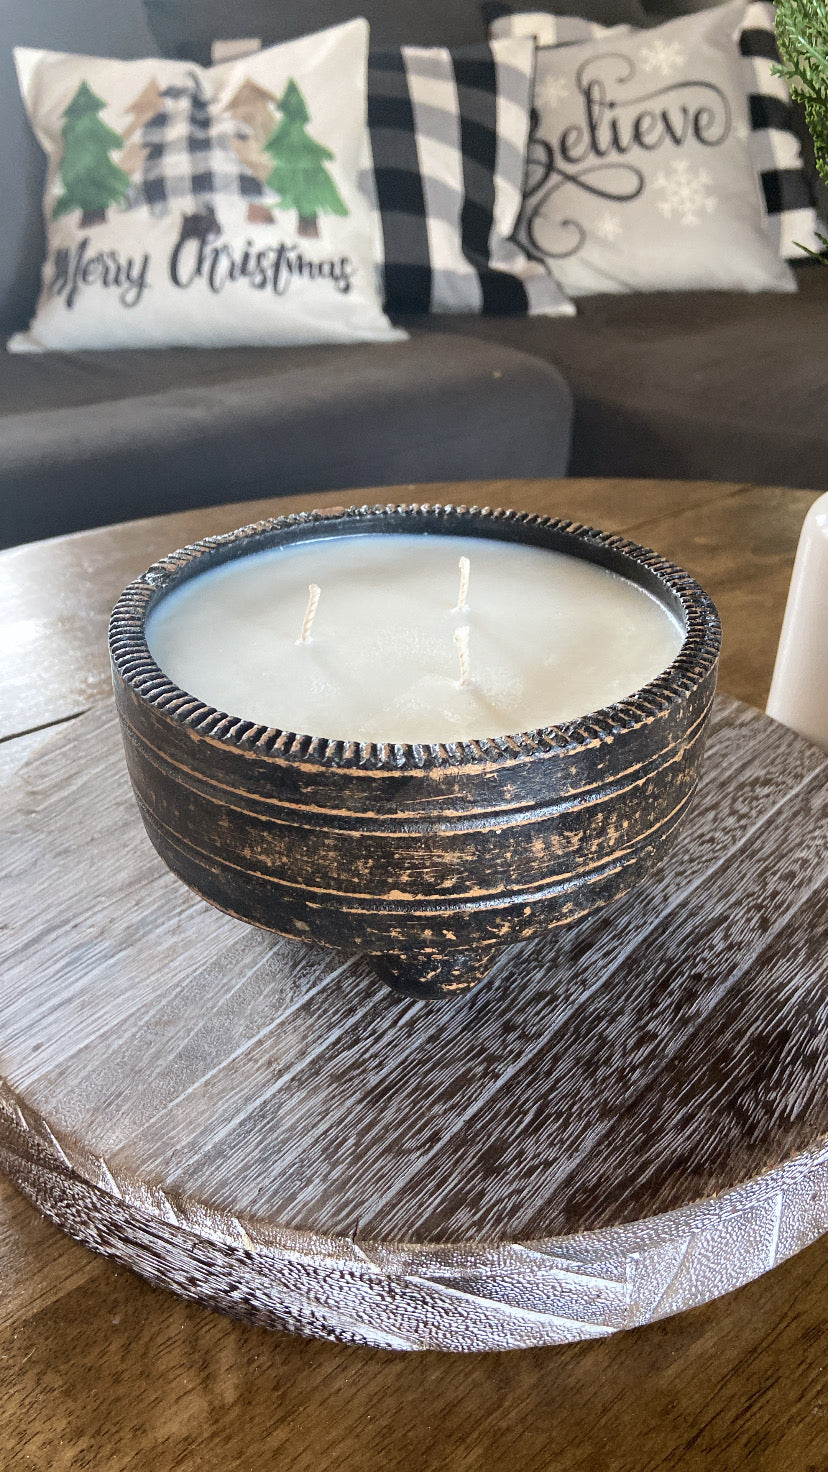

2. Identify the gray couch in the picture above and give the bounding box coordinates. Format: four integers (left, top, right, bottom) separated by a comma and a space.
0, 332, 574, 547
1, 0, 825, 550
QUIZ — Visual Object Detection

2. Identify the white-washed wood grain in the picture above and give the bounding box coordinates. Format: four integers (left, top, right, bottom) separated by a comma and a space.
0, 697, 826, 1350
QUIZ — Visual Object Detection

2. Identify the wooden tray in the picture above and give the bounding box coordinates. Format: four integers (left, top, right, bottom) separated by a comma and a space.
0, 696, 826, 1351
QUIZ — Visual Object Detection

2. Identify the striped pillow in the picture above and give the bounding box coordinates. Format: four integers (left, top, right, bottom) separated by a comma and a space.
739, 1, 822, 258
365, 40, 574, 315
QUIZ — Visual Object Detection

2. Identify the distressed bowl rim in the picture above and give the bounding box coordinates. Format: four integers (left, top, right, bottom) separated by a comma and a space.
108, 502, 721, 771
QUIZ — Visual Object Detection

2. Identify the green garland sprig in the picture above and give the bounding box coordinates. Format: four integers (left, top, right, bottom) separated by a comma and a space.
774, 0, 828, 189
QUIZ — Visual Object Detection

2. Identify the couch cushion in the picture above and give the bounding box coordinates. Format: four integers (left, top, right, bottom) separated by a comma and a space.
0, 0, 159, 336
0, 331, 572, 548
145, 0, 490, 65
403, 263, 828, 490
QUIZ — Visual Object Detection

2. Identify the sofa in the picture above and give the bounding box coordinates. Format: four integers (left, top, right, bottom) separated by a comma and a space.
1, 0, 826, 551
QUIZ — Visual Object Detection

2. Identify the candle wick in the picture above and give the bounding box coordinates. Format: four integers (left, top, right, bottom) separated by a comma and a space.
297, 583, 321, 644
454, 625, 472, 688
452, 555, 471, 614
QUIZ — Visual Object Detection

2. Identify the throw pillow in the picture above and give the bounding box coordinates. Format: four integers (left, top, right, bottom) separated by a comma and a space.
493, 1, 823, 266
0, 0, 160, 335
10, 22, 404, 351
502, 0, 800, 294
365, 41, 575, 315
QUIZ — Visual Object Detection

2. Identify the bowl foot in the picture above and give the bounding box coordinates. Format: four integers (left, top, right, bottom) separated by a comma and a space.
371, 945, 504, 999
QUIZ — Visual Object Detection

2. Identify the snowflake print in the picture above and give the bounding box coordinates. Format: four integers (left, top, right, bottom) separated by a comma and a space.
536, 73, 571, 110
640, 37, 686, 78
595, 211, 623, 243
653, 160, 717, 226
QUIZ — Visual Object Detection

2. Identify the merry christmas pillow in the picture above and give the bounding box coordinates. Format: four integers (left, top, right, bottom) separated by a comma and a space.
9, 21, 404, 350
506, 0, 799, 295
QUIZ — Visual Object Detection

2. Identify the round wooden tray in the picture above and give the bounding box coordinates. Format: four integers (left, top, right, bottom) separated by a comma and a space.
0, 697, 826, 1351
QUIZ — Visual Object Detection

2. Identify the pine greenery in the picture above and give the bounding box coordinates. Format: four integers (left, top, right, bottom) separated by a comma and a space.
775, 0, 828, 175
774, 0, 828, 254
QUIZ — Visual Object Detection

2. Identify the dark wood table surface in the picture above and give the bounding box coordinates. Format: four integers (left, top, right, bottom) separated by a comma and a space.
0, 478, 824, 1471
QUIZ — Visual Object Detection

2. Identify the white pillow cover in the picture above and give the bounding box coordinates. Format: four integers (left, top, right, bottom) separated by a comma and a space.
10, 21, 405, 350
508, 1, 798, 295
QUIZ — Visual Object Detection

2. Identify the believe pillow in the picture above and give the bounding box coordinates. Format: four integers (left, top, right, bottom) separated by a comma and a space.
492, 0, 823, 263
10, 21, 404, 351
505, 1, 800, 294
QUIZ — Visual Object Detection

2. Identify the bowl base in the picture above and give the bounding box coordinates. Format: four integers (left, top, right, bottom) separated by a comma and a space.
370, 944, 505, 999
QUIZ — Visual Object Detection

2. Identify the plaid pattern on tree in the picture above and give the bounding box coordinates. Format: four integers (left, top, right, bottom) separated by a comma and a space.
127, 72, 265, 216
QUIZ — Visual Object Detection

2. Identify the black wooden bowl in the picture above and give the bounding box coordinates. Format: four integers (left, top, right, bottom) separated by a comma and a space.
109, 504, 721, 998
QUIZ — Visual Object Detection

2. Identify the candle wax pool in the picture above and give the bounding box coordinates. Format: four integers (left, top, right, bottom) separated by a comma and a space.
145, 533, 684, 744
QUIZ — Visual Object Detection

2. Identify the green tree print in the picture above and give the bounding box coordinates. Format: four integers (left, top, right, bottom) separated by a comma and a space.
53, 81, 131, 228
263, 79, 347, 238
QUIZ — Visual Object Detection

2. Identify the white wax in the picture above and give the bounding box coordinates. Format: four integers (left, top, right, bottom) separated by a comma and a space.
146, 534, 684, 743
767, 491, 828, 752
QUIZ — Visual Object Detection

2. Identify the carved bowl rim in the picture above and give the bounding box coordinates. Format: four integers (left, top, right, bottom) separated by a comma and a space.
108, 502, 721, 772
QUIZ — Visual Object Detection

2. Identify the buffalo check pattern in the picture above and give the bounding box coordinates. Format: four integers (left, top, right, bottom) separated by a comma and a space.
130, 73, 265, 216
365, 40, 574, 315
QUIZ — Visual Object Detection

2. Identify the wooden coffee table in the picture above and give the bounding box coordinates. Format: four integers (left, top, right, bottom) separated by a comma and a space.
0, 479, 824, 1469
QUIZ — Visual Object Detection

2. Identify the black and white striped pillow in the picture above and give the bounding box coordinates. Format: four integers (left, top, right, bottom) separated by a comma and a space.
365, 41, 574, 315
491, 1, 822, 261
739, 1, 822, 258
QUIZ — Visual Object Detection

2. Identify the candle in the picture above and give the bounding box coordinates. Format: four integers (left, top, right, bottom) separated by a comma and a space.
766, 491, 828, 752
145, 533, 684, 744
